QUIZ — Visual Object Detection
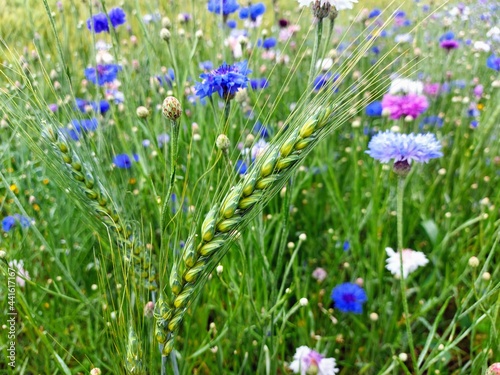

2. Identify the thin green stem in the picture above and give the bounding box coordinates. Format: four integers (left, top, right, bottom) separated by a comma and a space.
307, 18, 323, 90
161, 120, 180, 236
397, 176, 419, 374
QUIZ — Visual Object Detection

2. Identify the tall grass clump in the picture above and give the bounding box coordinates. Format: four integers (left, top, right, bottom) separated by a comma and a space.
0, 0, 499, 374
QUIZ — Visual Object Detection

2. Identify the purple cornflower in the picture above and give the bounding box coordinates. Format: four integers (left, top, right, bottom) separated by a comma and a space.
87, 13, 110, 33
109, 7, 126, 27
207, 0, 240, 16
85, 64, 121, 86
440, 39, 459, 50
331, 282, 367, 314
381, 93, 428, 120
195, 61, 251, 100
486, 54, 500, 71
313, 73, 338, 91
366, 131, 443, 164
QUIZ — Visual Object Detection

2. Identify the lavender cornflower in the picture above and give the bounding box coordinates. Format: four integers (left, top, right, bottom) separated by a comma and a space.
366, 131, 443, 165
195, 61, 251, 100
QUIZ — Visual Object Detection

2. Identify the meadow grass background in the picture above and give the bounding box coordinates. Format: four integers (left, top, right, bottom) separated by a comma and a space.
0, 0, 499, 374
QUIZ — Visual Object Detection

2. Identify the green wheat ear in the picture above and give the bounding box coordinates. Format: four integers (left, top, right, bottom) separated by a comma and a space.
155, 105, 334, 356
126, 327, 146, 375
42, 122, 158, 292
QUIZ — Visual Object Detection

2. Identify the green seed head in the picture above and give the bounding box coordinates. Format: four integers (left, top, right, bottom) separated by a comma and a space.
162, 96, 182, 121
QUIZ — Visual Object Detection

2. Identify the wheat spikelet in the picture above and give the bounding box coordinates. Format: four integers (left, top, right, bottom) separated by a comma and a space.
155, 105, 333, 355
42, 123, 158, 292
126, 327, 146, 375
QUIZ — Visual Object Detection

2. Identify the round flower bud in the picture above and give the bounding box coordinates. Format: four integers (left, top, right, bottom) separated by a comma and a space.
136, 106, 149, 118
162, 17, 171, 28
399, 353, 408, 362
299, 233, 307, 241
216, 134, 230, 152
160, 28, 171, 42
162, 96, 182, 121
468, 256, 479, 268
369, 312, 379, 321
90, 368, 102, 375
0, 250, 6, 258
486, 363, 500, 375
216, 265, 223, 275
393, 160, 411, 177
299, 298, 308, 306
244, 134, 255, 148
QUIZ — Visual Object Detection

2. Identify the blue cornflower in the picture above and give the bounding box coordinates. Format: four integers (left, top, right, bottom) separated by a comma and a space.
313, 73, 339, 91
85, 64, 121, 86
236, 160, 247, 174
226, 19, 237, 28
419, 116, 444, 128
239, 3, 266, 21
366, 131, 443, 164
369, 8, 381, 18
2, 216, 16, 232
250, 78, 269, 90
91, 100, 110, 114
72, 118, 98, 132
157, 133, 170, 147
16, 215, 31, 228
65, 118, 98, 140
195, 61, 251, 100
109, 7, 126, 27
87, 13, 110, 33
331, 282, 367, 314
156, 68, 175, 87
486, 54, 500, 71
252, 122, 271, 139
342, 240, 350, 251
75, 98, 88, 112
365, 101, 383, 116
439, 31, 455, 42
207, 0, 239, 16
113, 154, 133, 169
261, 37, 277, 49
199, 61, 213, 71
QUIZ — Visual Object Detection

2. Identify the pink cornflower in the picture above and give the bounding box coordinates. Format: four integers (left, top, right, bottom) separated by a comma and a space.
289, 346, 339, 375
381, 93, 429, 120
312, 267, 328, 282
424, 83, 441, 97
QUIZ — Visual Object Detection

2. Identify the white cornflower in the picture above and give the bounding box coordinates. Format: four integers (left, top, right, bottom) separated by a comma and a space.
289, 346, 340, 375
316, 58, 334, 71
473, 41, 491, 52
297, 0, 358, 11
388, 78, 423, 95
385, 247, 429, 279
